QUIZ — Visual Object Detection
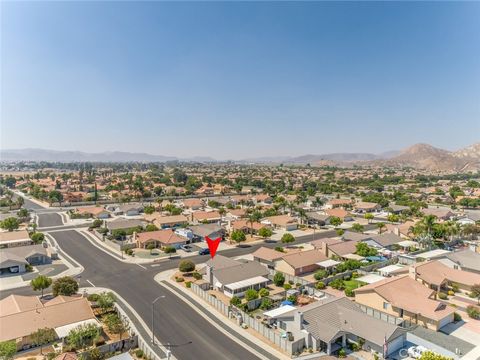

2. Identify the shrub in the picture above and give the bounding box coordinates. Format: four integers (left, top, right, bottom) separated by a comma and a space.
281, 233, 295, 244
273, 272, 285, 286
314, 270, 328, 281
245, 289, 259, 301
454, 312, 462, 322
230, 296, 241, 306
283, 283, 292, 290
52, 276, 79, 296
146, 243, 156, 251
163, 246, 176, 254
259, 297, 273, 310
259, 288, 270, 297
345, 288, 354, 297
315, 281, 325, 290
175, 276, 184, 283
274, 246, 285, 252
451, 283, 460, 293
30, 232, 45, 244
87, 294, 100, 302
448, 290, 455, 296
192, 272, 202, 280
329, 279, 345, 290
185, 281, 192, 288
135, 349, 144, 358
438, 292, 448, 300
467, 305, 480, 319
338, 348, 346, 358
179, 260, 195, 273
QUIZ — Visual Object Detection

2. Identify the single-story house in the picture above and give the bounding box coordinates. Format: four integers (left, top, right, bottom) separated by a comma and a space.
274, 250, 328, 276
106, 219, 143, 232
253, 194, 273, 204
388, 204, 410, 214
75, 206, 110, 219
354, 275, 454, 331
252, 246, 301, 269
204, 255, 270, 298
0, 230, 33, 249
270, 297, 406, 356
439, 249, 480, 274
324, 208, 353, 222
0, 244, 53, 274
306, 212, 330, 227
134, 229, 186, 249
189, 224, 224, 242
0, 295, 99, 351
152, 214, 189, 229
412, 260, 480, 293
180, 198, 204, 210
421, 208, 454, 221
226, 209, 247, 219
191, 211, 222, 224
325, 198, 353, 209
264, 215, 298, 231
362, 233, 404, 250
354, 202, 381, 213
231, 220, 268, 235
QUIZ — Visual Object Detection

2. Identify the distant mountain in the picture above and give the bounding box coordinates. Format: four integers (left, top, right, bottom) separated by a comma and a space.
1, 148, 184, 163
377, 143, 480, 172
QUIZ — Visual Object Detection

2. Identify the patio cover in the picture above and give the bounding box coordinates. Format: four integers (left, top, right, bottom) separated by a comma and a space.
263, 305, 296, 318
316, 259, 340, 268
54, 318, 100, 338
225, 276, 269, 291
343, 253, 364, 261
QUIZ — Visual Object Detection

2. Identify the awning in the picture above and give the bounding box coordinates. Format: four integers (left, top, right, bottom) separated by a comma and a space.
263, 305, 296, 318
316, 259, 340, 268
54, 318, 100, 338
225, 276, 269, 291
343, 253, 364, 261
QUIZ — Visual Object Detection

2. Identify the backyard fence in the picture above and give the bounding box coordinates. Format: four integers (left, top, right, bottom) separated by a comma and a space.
191, 283, 230, 317
357, 304, 405, 326
78, 337, 138, 360
190, 283, 304, 356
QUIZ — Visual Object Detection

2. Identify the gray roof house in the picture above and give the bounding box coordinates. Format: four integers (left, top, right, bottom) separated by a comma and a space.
439, 249, 480, 274
270, 297, 406, 356
106, 219, 144, 231
204, 255, 269, 298
0, 244, 52, 274
363, 233, 404, 249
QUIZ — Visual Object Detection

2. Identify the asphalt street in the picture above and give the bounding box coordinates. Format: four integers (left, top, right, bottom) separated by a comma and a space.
5, 202, 376, 360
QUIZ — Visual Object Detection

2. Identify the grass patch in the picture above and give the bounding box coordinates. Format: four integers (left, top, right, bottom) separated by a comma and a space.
344, 279, 366, 291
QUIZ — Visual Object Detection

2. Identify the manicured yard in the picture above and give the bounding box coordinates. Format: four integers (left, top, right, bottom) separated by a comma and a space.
344, 279, 366, 291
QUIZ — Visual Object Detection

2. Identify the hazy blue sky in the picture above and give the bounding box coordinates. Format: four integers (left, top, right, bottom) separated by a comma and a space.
1, 1, 479, 160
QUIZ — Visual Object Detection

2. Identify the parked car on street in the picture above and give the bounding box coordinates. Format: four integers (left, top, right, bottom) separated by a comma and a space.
180, 245, 193, 252
199, 248, 210, 255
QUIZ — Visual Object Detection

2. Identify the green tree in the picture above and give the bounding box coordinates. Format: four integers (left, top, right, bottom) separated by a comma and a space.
364, 213, 374, 223
231, 230, 246, 244
179, 260, 195, 273
329, 216, 342, 227
0, 340, 16, 360
30, 328, 56, 355
66, 323, 100, 350
145, 224, 158, 232
103, 313, 129, 340
273, 272, 285, 286
30, 232, 45, 244
244, 289, 259, 301
17, 208, 29, 218
230, 296, 241, 307
97, 292, 116, 313
52, 276, 79, 296
355, 242, 378, 257
377, 222, 386, 234
258, 288, 270, 297
258, 227, 273, 239
351, 223, 364, 233
0, 217, 19, 232
259, 297, 273, 310
281, 233, 295, 244
144, 205, 155, 215
30, 275, 52, 298
48, 190, 63, 205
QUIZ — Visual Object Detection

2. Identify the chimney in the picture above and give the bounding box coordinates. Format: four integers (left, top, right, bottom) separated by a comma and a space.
294, 311, 304, 330
408, 265, 417, 280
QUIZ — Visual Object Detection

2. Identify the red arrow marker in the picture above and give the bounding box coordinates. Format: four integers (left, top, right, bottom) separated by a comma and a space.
205, 236, 221, 259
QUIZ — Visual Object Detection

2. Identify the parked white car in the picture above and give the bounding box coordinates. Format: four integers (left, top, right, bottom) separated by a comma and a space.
408, 345, 428, 359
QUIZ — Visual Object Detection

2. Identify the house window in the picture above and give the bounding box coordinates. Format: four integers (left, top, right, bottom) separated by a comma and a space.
383, 302, 389, 310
